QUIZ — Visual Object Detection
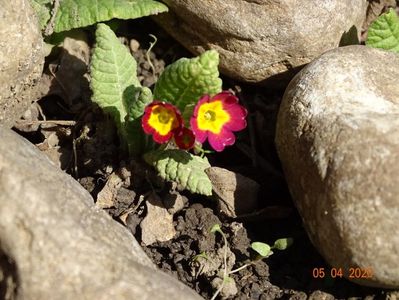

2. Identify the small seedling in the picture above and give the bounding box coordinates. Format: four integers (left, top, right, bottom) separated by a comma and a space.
251, 242, 272, 258
209, 224, 293, 299
209, 224, 231, 300
251, 237, 293, 259
192, 251, 209, 262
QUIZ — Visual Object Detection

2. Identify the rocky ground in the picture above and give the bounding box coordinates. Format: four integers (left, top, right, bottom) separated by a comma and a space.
1, 0, 399, 299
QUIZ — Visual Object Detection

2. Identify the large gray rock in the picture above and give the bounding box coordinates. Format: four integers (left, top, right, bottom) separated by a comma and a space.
275, 45, 399, 288
0, 0, 44, 127
0, 126, 202, 299
155, 0, 367, 86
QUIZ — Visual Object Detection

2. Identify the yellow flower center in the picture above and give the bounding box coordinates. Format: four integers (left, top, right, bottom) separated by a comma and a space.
148, 105, 178, 136
204, 110, 216, 121
197, 100, 230, 134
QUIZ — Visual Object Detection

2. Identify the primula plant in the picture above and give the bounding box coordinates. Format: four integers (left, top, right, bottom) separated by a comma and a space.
31, 0, 247, 196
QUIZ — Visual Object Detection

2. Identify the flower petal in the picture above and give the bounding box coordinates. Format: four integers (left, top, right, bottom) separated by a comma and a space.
141, 101, 183, 144
190, 115, 207, 143
141, 102, 158, 135
208, 128, 236, 152
152, 130, 173, 144
192, 94, 210, 118
215, 91, 238, 104
223, 104, 247, 131
190, 91, 247, 151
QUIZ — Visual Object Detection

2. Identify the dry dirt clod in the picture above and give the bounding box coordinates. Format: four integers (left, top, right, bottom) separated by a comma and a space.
308, 290, 335, 300
205, 167, 259, 218
96, 172, 123, 209
40, 30, 91, 106
211, 276, 238, 299
140, 192, 177, 245
163, 192, 188, 215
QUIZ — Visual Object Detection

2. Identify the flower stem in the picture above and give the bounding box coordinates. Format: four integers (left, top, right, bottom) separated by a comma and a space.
229, 262, 252, 274
210, 228, 229, 300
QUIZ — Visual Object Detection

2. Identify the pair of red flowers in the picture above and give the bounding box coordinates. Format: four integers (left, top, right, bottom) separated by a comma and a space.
141, 91, 247, 152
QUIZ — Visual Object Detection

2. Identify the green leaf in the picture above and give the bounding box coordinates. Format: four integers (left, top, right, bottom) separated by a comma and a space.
251, 242, 272, 257
143, 149, 213, 196
30, 0, 53, 30
54, 0, 168, 33
124, 86, 153, 156
192, 251, 209, 262
124, 86, 153, 120
272, 238, 293, 250
366, 8, 399, 53
91, 23, 140, 128
91, 23, 149, 156
153, 50, 222, 113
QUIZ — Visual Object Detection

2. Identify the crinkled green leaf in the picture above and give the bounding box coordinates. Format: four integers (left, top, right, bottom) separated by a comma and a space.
251, 242, 272, 257
124, 86, 153, 156
91, 23, 148, 156
366, 8, 399, 53
143, 149, 213, 196
54, 0, 168, 33
124, 86, 153, 120
30, 0, 53, 30
91, 23, 139, 126
153, 50, 222, 113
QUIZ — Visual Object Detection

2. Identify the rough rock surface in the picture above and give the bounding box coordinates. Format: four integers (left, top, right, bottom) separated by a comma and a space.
0, 0, 44, 127
155, 0, 367, 86
275, 45, 399, 288
0, 126, 202, 299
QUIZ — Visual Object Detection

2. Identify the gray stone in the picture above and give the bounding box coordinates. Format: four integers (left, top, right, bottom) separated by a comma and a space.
0, 126, 202, 299
155, 0, 367, 86
205, 167, 259, 218
0, 0, 44, 127
275, 45, 399, 288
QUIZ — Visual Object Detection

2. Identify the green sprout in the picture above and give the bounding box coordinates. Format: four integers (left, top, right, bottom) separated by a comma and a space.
209, 224, 293, 300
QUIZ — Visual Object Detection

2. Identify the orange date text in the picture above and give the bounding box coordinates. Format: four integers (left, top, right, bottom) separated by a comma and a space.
312, 267, 373, 279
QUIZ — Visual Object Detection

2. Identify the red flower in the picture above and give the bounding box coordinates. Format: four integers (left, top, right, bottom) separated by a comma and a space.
174, 127, 195, 150
190, 91, 247, 152
142, 101, 182, 144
